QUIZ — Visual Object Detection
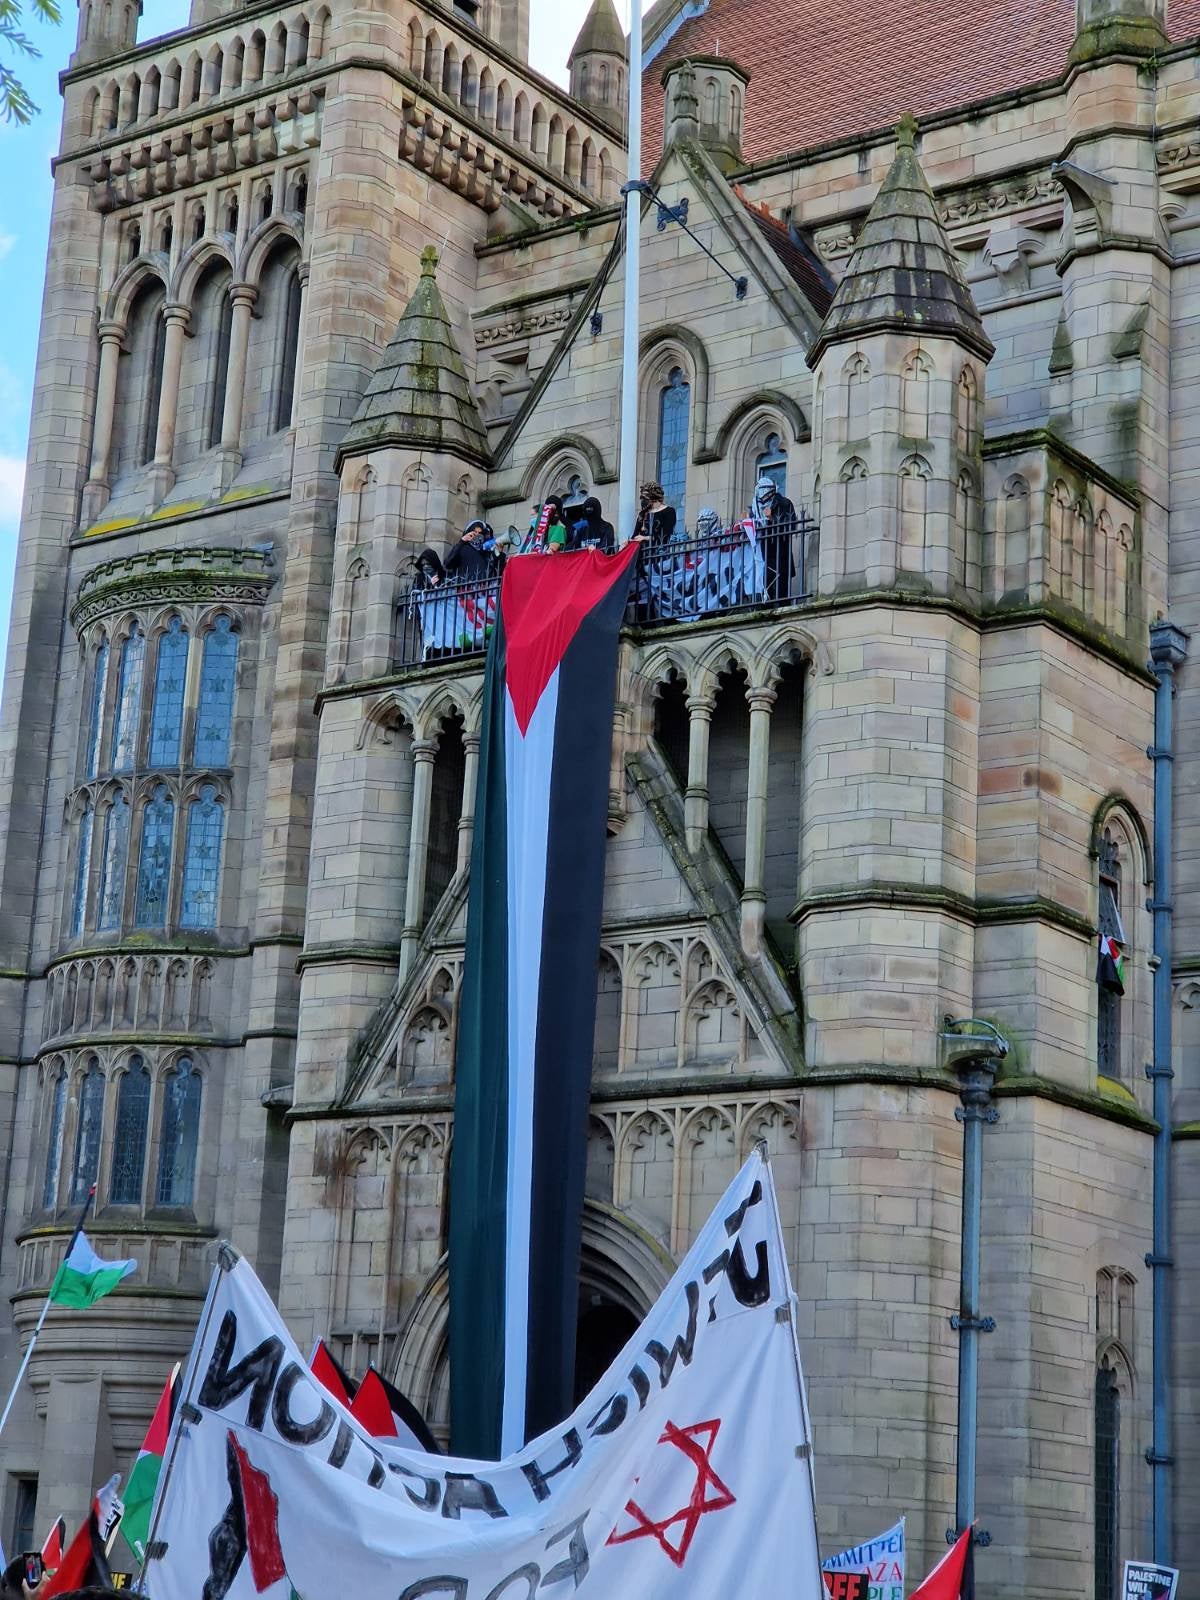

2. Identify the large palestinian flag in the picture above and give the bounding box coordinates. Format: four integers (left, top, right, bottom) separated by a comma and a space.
449, 543, 639, 1460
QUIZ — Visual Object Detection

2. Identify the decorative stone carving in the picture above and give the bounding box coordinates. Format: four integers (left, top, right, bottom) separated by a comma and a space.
71, 545, 275, 630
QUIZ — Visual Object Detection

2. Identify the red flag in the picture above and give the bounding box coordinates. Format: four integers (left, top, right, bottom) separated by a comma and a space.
228, 1435, 287, 1593
41, 1480, 117, 1600
349, 1368, 397, 1438
309, 1339, 355, 1407
40, 1516, 66, 1571
909, 1528, 972, 1600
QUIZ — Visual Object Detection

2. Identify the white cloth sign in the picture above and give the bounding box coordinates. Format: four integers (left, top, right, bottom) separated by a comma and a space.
143, 1153, 822, 1600
1123, 1561, 1179, 1600
646, 526, 766, 619
416, 587, 496, 654
822, 1518, 904, 1600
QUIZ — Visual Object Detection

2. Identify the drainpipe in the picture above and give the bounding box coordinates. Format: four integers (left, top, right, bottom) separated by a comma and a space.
940, 1017, 1009, 1544
1147, 618, 1187, 1566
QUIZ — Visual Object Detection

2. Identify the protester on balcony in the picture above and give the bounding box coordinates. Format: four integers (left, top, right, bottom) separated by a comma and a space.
632, 482, 677, 548
445, 519, 500, 582
573, 496, 616, 553
694, 507, 723, 542
543, 497, 571, 553
412, 547, 445, 590
750, 475, 798, 599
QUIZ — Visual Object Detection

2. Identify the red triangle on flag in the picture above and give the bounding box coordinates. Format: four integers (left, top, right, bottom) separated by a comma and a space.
309, 1339, 355, 1407
40, 1516, 66, 1571
228, 1434, 287, 1593
349, 1368, 398, 1439
909, 1527, 972, 1600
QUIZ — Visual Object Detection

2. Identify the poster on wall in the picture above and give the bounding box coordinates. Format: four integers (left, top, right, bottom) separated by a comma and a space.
821, 1518, 905, 1600
1123, 1561, 1179, 1600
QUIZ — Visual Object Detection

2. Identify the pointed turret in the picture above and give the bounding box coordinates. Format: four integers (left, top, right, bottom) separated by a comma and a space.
340, 247, 489, 464
568, 0, 627, 126
807, 116, 993, 370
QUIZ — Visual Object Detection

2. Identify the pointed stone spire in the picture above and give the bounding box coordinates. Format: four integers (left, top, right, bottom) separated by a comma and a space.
568, 0, 626, 64
340, 247, 490, 464
806, 116, 994, 369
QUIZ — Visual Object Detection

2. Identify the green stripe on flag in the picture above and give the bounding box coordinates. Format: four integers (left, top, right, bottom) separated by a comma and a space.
120, 1449, 162, 1563
49, 1262, 131, 1307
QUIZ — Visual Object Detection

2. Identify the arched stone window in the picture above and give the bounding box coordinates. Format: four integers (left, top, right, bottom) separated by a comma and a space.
1097, 828, 1126, 1079
755, 431, 788, 496
1094, 1358, 1120, 1600
194, 616, 238, 766
110, 1055, 150, 1203
181, 785, 225, 928
901, 352, 932, 439
98, 792, 131, 930
85, 636, 109, 779
424, 712, 466, 920
898, 453, 931, 573
70, 1058, 105, 1202
156, 1058, 201, 1206
111, 279, 166, 478
657, 367, 690, 514
149, 616, 188, 767
844, 353, 869, 438
43, 1069, 67, 1210
1001, 474, 1030, 596
110, 624, 144, 772
243, 241, 302, 442
71, 803, 94, 937
134, 785, 175, 928
956, 366, 979, 453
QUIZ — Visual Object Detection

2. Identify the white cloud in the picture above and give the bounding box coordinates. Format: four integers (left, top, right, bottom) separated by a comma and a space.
0, 455, 26, 527
0, 234, 15, 264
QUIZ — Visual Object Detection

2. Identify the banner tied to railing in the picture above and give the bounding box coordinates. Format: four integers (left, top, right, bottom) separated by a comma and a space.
142, 1152, 823, 1600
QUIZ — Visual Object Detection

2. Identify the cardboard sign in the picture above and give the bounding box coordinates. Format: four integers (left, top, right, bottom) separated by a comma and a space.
1123, 1561, 1179, 1600
823, 1573, 869, 1600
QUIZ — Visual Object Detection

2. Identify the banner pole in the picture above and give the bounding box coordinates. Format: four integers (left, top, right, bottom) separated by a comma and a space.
0, 1185, 95, 1447
757, 1145, 825, 1598
616, 0, 642, 544
134, 1242, 237, 1592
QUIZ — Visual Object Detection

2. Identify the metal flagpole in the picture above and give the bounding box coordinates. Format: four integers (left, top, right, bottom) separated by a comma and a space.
0, 1184, 95, 1446
616, 0, 642, 543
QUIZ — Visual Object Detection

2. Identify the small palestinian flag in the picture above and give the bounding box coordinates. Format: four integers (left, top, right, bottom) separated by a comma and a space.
49, 1232, 136, 1308
203, 1431, 299, 1600
121, 1364, 179, 1564
41, 1474, 122, 1599
40, 1515, 66, 1572
909, 1527, 973, 1600
350, 1367, 440, 1453
1098, 933, 1126, 995
308, 1339, 356, 1408
448, 544, 639, 1459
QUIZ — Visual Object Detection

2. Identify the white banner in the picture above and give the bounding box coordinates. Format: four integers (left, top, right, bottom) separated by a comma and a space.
1123, 1561, 1179, 1600
143, 1153, 821, 1600
416, 587, 496, 655
821, 1517, 904, 1600
646, 526, 766, 619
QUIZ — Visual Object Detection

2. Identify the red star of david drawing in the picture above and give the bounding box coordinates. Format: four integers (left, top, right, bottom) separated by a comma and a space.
606, 1418, 736, 1569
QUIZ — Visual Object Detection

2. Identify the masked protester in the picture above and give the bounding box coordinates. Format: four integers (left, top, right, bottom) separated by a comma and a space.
632, 482, 677, 549
750, 475, 798, 600
574, 496, 616, 553
541, 496, 570, 553
412, 547, 445, 591
445, 519, 500, 583
694, 507, 723, 541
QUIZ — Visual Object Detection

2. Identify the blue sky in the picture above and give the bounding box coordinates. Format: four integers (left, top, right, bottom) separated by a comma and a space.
0, 0, 595, 662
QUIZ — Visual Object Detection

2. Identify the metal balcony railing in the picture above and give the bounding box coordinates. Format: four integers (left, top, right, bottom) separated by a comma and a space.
392, 511, 818, 670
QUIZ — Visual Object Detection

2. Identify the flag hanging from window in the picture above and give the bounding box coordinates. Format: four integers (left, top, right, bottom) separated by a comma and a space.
448, 544, 639, 1460
1097, 933, 1126, 995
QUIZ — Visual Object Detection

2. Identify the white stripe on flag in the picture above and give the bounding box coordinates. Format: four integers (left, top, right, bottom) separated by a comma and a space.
501, 668, 558, 1455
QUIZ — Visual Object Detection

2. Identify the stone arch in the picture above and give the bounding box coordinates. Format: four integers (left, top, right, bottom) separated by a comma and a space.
245, 30, 265, 82
180, 51, 202, 106
900, 348, 933, 438
356, 692, 418, 752
1089, 795, 1151, 884
593, 949, 621, 1075
406, 15, 423, 72
201, 41, 223, 98
104, 255, 169, 327
398, 1005, 452, 1088
223, 35, 245, 91
516, 433, 612, 502
171, 235, 234, 306
709, 389, 810, 463
266, 19, 287, 76
309, 5, 330, 59
751, 621, 828, 688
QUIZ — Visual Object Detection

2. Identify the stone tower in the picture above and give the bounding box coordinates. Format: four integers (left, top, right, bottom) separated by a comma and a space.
568, 0, 626, 130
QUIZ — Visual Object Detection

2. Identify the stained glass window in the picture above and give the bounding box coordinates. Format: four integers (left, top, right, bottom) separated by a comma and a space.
181, 785, 224, 929
194, 618, 237, 768
69, 1059, 104, 1204
1094, 1363, 1120, 1600
42, 1072, 66, 1210
149, 618, 188, 767
110, 1056, 150, 1204
98, 794, 131, 931
1098, 830, 1124, 1078
755, 432, 787, 496
134, 786, 174, 928
85, 639, 108, 779
110, 626, 145, 772
71, 804, 94, 936
156, 1059, 200, 1206
657, 367, 690, 516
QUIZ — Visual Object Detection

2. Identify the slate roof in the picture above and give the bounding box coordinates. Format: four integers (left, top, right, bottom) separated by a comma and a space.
570, 0, 627, 63
642, 0, 1200, 166
806, 117, 994, 366
739, 196, 835, 317
341, 247, 490, 464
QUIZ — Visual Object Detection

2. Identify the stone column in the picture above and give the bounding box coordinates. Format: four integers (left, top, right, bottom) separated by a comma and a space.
457, 731, 481, 873
741, 685, 775, 959
289, 265, 309, 431
148, 302, 189, 502
217, 283, 257, 488
684, 691, 714, 855
399, 738, 437, 973
81, 320, 126, 523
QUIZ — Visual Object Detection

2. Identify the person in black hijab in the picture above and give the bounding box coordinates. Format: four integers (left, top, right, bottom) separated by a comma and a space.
412, 547, 445, 590
445, 519, 500, 583
572, 496, 616, 553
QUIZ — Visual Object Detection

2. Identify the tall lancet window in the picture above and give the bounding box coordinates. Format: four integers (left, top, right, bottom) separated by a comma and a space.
70, 1059, 105, 1203
110, 1056, 150, 1204
657, 367, 690, 515
85, 638, 108, 779
42, 1070, 66, 1210
98, 793, 131, 930
72, 803, 94, 936
157, 1059, 201, 1206
110, 625, 145, 772
1097, 829, 1125, 1078
181, 784, 224, 929
135, 785, 175, 928
149, 617, 188, 767
194, 617, 237, 767
1094, 1362, 1121, 1600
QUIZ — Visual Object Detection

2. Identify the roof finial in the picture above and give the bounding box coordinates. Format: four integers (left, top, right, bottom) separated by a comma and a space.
420, 245, 439, 278
896, 112, 918, 150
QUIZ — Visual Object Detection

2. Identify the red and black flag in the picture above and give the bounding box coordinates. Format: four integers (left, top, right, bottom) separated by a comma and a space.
909, 1527, 974, 1600
448, 544, 639, 1459
40, 1516, 66, 1573
350, 1366, 441, 1453
202, 1432, 290, 1600
41, 1476, 121, 1599
308, 1339, 356, 1408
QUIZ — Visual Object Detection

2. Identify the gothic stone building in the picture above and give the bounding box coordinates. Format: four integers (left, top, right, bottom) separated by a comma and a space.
2, 0, 1200, 1591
